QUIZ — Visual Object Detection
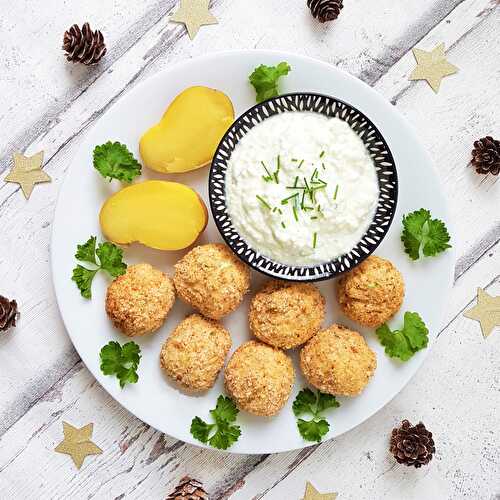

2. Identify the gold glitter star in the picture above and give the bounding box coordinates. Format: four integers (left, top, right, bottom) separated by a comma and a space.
54, 422, 103, 469
4, 151, 51, 199
303, 481, 338, 500
409, 43, 458, 93
464, 288, 500, 339
171, 0, 218, 40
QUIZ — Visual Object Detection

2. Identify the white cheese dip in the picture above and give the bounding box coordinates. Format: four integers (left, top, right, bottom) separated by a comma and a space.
225, 112, 379, 266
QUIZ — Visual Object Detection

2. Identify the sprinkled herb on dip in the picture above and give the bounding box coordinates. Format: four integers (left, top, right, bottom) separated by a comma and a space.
225, 112, 379, 266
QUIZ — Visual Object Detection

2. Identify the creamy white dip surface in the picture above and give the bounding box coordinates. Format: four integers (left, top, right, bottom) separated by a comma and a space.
225, 112, 379, 266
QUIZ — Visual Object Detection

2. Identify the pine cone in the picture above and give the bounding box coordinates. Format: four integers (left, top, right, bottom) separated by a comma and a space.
62, 22, 107, 65
0, 295, 18, 332
390, 420, 435, 468
307, 0, 344, 23
166, 476, 209, 500
471, 136, 500, 176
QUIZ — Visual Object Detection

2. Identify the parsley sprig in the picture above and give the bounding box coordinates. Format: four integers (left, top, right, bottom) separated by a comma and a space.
72, 236, 127, 299
249, 62, 291, 103
376, 312, 429, 361
100, 341, 141, 388
293, 388, 340, 443
401, 209, 451, 260
93, 141, 142, 182
190, 395, 241, 450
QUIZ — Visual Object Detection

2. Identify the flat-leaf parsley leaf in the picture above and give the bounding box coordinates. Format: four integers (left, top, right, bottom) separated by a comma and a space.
376, 312, 429, 361
401, 208, 451, 260
72, 236, 127, 299
249, 62, 291, 103
190, 395, 241, 450
93, 141, 142, 182
292, 388, 340, 443
100, 340, 141, 388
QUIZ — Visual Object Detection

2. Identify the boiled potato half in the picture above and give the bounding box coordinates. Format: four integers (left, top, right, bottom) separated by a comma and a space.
100, 180, 207, 251
139, 86, 234, 173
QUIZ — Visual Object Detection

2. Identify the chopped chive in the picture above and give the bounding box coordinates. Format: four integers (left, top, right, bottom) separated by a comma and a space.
281, 192, 299, 205
333, 184, 339, 200
303, 206, 314, 211
317, 204, 322, 213
272, 207, 277, 213
313, 232, 318, 248
312, 168, 318, 180
319, 151, 325, 158
262, 175, 272, 183
261, 161, 272, 177
322, 162, 326, 170
300, 190, 306, 210
281, 222, 286, 229
310, 216, 319, 220
297, 160, 304, 169
293, 206, 299, 222
293, 176, 299, 188
291, 158, 299, 162
277, 208, 283, 215
256, 195, 271, 210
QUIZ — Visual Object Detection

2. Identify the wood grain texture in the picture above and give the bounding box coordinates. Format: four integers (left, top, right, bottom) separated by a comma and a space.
0, 0, 498, 497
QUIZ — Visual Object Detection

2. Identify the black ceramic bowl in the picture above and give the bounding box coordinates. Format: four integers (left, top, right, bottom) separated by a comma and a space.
209, 92, 398, 281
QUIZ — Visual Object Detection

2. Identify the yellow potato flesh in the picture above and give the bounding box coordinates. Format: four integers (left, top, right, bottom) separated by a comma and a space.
99, 181, 207, 251
139, 86, 234, 173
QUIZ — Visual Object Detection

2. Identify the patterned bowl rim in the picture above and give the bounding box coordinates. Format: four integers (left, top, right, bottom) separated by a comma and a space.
208, 92, 399, 282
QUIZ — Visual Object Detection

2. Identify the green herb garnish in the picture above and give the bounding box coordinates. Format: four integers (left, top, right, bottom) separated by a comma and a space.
319, 151, 325, 158
72, 236, 127, 299
93, 141, 141, 182
376, 312, 429, 361
293, 206, 299, 222
401, 208, 451, 260
333, 184, 339, 200
313, 232, 318, 248
100, 341, 141, 388
256, 195, 272, 210
190, 395, 241, 450
293, 388, 340, 443
249, 62, 291, 103
281, 193, 299, 205
297, 159, 304, 169
281, 222, 286, 229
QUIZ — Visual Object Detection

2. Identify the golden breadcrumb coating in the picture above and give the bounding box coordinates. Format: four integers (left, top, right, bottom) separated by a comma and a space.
106, 263, 175, 336
337, 255, 405, 328
160, 314, 231, 392
249, 280, 325, 349
225, 340, 295, 416
300, 324, 377, 396
174, 243, 251, 320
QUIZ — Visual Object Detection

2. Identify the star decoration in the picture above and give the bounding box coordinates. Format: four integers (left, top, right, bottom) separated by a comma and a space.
464, 288, 500, 339
409, 43, 458, 93
303, 481, 338, 500
54, 421, 103, 469
171, 0, 218, 40
4, 151, 51, 199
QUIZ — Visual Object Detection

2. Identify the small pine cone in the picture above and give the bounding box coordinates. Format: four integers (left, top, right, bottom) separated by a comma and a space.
62, 22, 107, 65
307, 0, 344, 23
390, 420, 436, 468
0, 295, 18, 332
166, 476, 209, 500
471, 136, 500, 176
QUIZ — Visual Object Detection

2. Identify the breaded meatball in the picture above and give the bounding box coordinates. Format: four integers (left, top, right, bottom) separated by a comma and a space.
249, 280, 325, 349
337, 255, 404, 328
225, 340, 294, 416
106, 263, 175, 336
300, 324, 377, 396
160, 314, 231, 392
174, 243, 250, 320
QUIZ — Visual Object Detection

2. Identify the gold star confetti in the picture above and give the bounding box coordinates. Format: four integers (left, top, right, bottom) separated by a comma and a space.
54, 421, 102, 469
409, 43, 458, 93
4, 151, 51, 199
464, 288, 500, 339
171, 0, 218, 40
303, 481, 338, 500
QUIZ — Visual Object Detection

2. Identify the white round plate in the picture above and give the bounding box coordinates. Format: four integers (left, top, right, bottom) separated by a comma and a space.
52, 50, 454, 454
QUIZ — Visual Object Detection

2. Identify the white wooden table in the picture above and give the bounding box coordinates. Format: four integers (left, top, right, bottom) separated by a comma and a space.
0, 1, 499, 498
